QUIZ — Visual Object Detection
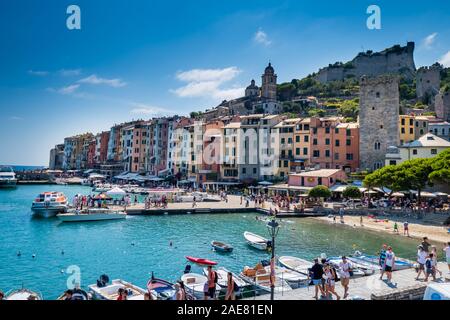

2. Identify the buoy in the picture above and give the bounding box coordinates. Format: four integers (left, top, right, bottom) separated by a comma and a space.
61, 250, 65, 255
169, 241, 173, 247
131, 242, 135, 246
17, 251, 21, 257
32, 254, 36, 258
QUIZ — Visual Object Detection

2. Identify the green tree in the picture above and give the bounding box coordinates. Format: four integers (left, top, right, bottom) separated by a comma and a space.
308, 185, 332, 200
342, 186, 362, 199
338, 100, 359, 121
429, 149, 450, 185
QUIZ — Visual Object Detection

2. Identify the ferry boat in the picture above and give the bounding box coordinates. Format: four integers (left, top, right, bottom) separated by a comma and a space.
57, 208, 127, 222
0, 166, 17, 188
31, 192, 68, 218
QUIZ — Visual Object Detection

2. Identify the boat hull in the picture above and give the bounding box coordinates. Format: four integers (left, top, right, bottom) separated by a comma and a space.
186, 256, 218, 266
0, 179, 17, 188
57, 213, 127, 222
31, 206, 67, 218
211, 241, 233, 253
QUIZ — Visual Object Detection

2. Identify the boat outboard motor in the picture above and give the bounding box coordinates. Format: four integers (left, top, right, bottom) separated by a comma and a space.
71, 289, 89, 300
183, 264, 192, 274
97, 274, 110, 288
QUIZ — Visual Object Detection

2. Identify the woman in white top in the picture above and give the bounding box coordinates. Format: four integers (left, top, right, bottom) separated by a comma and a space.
323, 263, 340, 300
431, 245, 442, 277
444, 242, 450, 272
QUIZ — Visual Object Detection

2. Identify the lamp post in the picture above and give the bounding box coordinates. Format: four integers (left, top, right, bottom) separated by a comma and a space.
267, 218, 280, 301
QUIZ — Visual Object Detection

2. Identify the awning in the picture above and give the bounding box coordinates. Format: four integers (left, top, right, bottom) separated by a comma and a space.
106, 187, 127, 195
89, 173, 105, 179
391, 192, 405, 197
409, 190, 437, 198
258, 181, 273, 186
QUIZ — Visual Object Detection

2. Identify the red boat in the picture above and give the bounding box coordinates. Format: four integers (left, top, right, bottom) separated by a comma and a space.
185, 256, 218, 266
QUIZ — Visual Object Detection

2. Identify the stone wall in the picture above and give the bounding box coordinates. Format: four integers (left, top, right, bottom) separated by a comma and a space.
314, 42, 416, 83
435, 91, 450, 121
359, 75, 400, 171
371, 283, 427, 300
416, 65, 441, 102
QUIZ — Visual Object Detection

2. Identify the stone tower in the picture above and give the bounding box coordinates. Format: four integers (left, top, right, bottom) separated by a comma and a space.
245, 79, 259, 97
261, 62, 277, 101
416, 64, 441, 103
359, 75, 400, 171
435, 90, 450, 121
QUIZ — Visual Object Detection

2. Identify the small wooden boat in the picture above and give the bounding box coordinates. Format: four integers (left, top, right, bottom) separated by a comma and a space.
211, 241, 233, 253
185, 256, 217, 266
239, 263, 292, 294
88, 279, 152, 300
147, 274, 178, 300
180, 273, 220, 300
244, 231, 268, 251
6, 288, 42, 300
278, 256, 313, 276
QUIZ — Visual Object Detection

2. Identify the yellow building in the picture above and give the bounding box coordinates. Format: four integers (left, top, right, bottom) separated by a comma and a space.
399, 115, 415, 145
273, 118, 301, 178
293, 118, 310, 172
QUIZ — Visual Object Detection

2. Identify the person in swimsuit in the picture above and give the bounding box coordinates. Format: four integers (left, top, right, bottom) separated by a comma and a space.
323, 263, 340, 300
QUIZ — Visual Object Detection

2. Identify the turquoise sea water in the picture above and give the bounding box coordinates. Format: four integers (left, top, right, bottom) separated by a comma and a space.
0, 185, 421, 299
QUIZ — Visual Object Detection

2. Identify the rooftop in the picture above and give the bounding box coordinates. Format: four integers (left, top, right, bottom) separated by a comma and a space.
290, 169, 344, 178
402, 133, 450, 148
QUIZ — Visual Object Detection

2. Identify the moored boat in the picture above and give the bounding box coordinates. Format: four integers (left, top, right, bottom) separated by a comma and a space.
326, 256, 368, 277
180, 273, 220, 299
202, 267, 249, 290
185, 256, 218, 266
31, 192, 68, 218
0, 166, 17, 188
88, 278, 151, 300
6, 288, 42, 300
244, 231, 268, 251
350, 252, 413, 271
278, 256, 313, 276
57, 208, 127, 222
57, 288, 90, 300
239, 263, 292, 294
211, 241, 233, 253
147, 274, 178, 300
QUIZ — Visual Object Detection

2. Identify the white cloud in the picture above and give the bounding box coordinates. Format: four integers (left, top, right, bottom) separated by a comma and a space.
422, 32, 438, 49
78, 74, 127, 88
172, 67, 244, 101
130, 103, 176, 117
439, 51, 450, 67
28, 70, 49, 76
254, 29, 272, 46
60, 69, 82, 76
47, 84, 80, 95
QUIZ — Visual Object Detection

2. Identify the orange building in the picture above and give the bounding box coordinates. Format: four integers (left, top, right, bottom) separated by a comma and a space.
309, 117, 359, 172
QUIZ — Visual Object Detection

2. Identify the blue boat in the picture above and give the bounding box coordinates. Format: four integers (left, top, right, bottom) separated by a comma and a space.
211, 240, 233, 252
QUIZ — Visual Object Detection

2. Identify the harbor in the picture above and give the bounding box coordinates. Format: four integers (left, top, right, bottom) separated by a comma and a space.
1, 184, 449, 300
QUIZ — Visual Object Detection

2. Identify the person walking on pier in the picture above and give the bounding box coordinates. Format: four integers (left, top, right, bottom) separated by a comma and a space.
339, 256, 352, 299
225, 272, 236, 300
175, 281, 186, 300
444, 242, 450, 273
424, 253, 437, 282
403, 221, 410, 237
309, 258, 325, 300
416, 245, 427, 281
384, 246, 395, 283
323, 263, 340, 300
207, 266, 217, 300
421, 237, 431, 253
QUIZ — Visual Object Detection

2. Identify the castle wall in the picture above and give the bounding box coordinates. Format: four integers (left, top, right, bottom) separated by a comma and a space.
359, 75, 400, 171
435, 91, 450, 121
416, 66, 441, 100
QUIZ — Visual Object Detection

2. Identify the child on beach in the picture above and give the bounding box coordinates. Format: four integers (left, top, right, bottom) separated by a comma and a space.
393, 222, 399, 233
424, 254, 436, 282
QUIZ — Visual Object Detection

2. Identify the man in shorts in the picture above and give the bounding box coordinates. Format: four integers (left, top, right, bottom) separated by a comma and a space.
207, 266, 217, 300
384, 246, 395, 283
379, 244, 387, 280
339, 256, 352, 299
416, 245, 427, 280
308, 258, 325, 299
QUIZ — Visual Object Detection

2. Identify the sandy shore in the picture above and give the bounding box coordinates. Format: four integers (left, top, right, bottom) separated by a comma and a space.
314, 215, 450, 245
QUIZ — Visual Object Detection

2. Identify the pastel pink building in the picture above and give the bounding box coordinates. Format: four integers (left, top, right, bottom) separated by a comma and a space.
288, 169, 347, 188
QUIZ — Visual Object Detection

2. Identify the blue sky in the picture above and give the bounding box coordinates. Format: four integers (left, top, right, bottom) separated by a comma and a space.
1, 0, 449, 165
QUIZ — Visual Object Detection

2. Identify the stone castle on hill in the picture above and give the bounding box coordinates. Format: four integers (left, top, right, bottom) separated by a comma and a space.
314, 42, 416, 83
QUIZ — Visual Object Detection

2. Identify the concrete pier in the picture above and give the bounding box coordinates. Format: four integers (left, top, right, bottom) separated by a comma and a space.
244, 262, 449, 300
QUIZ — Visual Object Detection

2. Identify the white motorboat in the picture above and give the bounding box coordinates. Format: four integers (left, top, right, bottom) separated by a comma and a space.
350, 252, 413, 271
31, 192, 68, 218
239, 265, 292, 294
326, 257, 369, 277
0, 166, 17, 188
57, 208, 127, 222
202, 267, 249, 290
181, 273, 220, 299
244, 231, 268, 251
278, 256, 314, 276
89, 279, 151, 300
265, 265, 309, 288
6, 288, 42, 300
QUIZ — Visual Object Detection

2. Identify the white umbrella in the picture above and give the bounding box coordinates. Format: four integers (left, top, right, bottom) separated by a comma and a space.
106, 187, 127, 196
258, 181, 273, 186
